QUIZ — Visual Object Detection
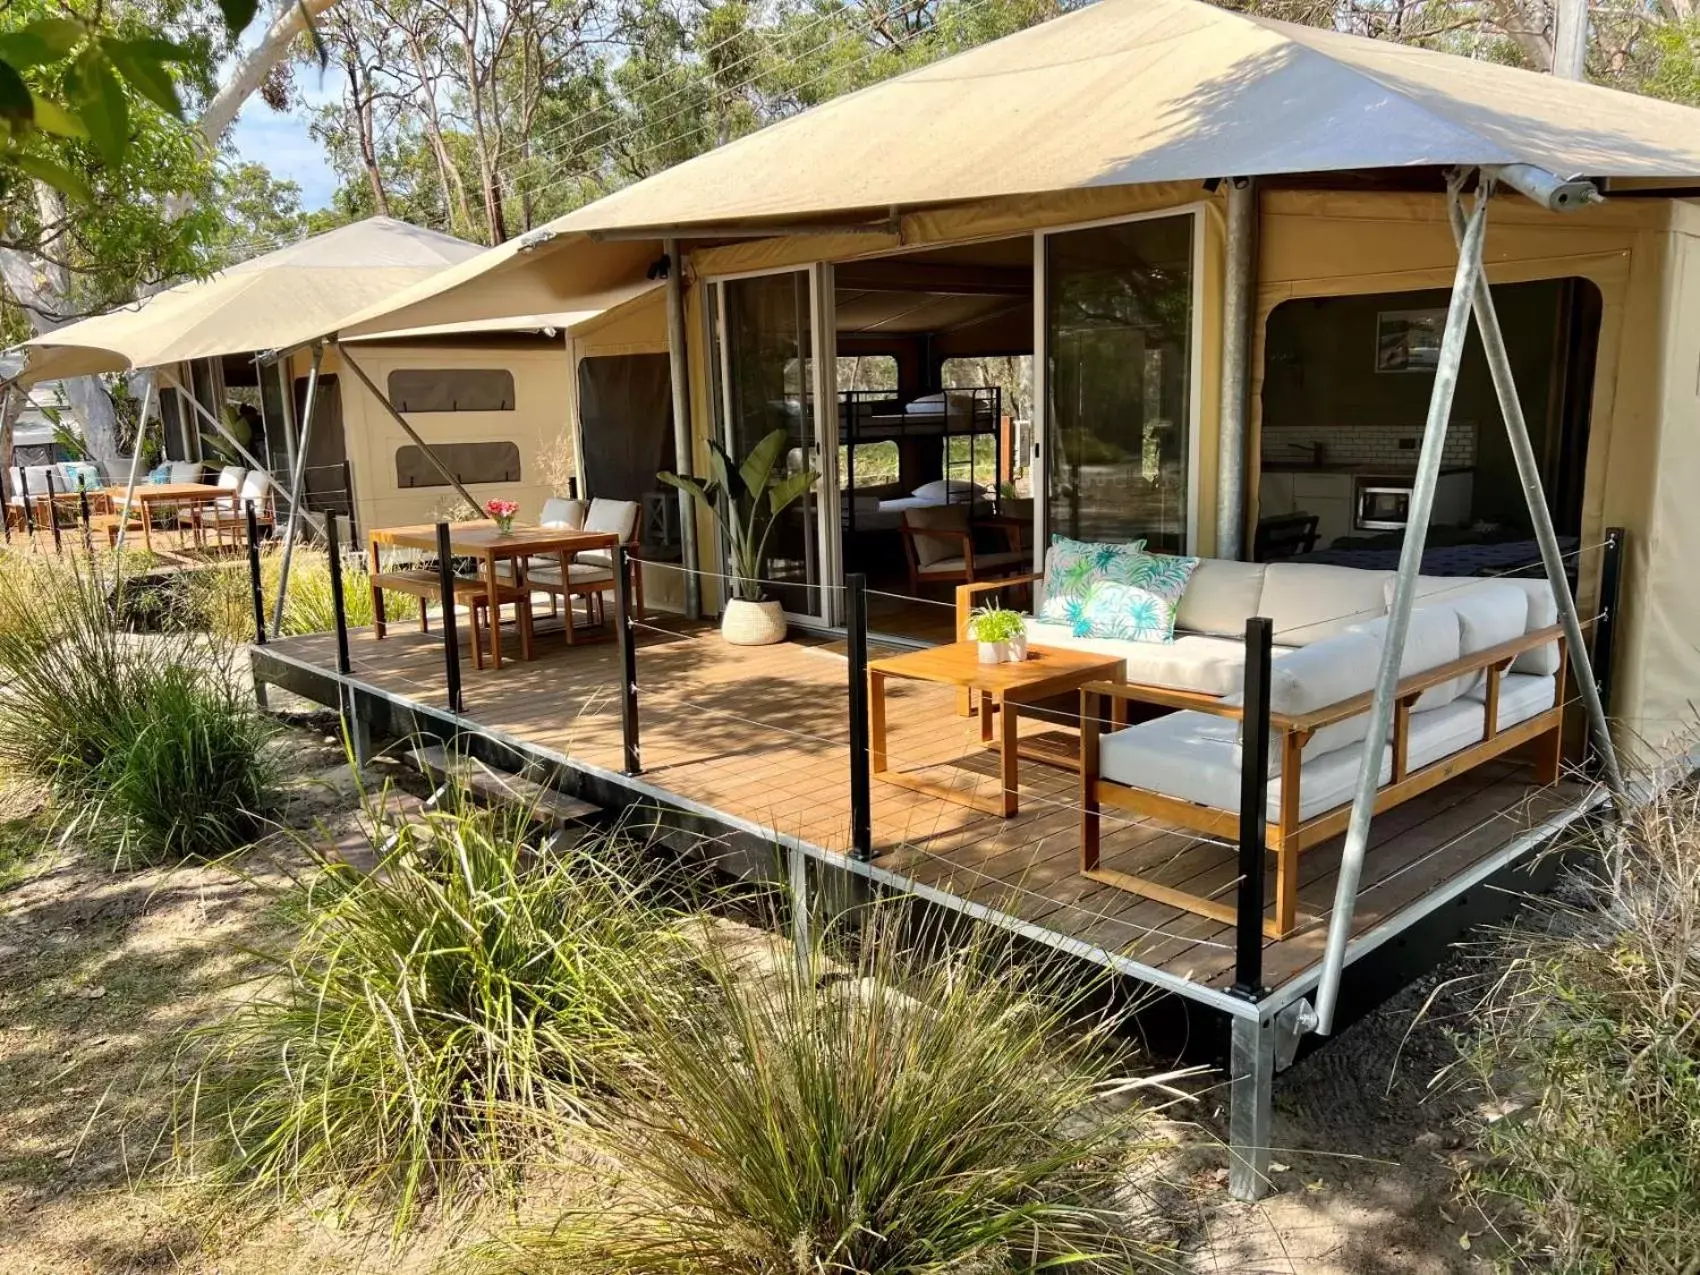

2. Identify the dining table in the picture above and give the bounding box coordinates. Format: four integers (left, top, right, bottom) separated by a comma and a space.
102, 482, 228, 552
367, 521, 620, 670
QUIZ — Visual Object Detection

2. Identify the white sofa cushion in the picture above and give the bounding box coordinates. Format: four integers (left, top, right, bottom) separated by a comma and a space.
1348, 603, 1465, 711
1469, 671, 1557, 728
167, 461, 202, 484
1262, 627, 1386, 761
1395, 672, 1556, 771
1390, 575, 1561, 676
1099, 710, 1392, 824
1175, 559, 1267, 638
1258, 563, 1392, 644
1025, 621, 1260, 697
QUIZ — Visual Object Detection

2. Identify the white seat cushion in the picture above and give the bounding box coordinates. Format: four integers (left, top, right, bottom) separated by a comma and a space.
1262, 627, 1387, 762
1025, 622, 1255, 697
1175, 559, 1267, 638
167, 461, 202, 484
1390, 575, 1561, 675
529, 561, 613, 586
1259, 563, 1393, 645
1405, 699, 1488, 771
1469, 671, 1557, 728
921, 551, 1028, 576
584, 497, 638, 542
1099, 710, 1392, 824
540, 497, 586, 529
215, 466, 245, 491
1348, 603, 1465, 710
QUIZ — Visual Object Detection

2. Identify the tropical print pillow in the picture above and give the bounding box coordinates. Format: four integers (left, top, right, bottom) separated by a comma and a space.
1039, 535, 1147, 626
1043, 546, 1201, 643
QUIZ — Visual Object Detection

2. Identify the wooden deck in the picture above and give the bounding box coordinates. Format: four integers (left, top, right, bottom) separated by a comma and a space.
265, 616, 1587, 996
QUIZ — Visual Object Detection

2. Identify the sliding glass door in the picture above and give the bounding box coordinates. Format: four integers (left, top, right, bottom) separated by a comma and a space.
1039, 210, 1199, 554
709, 268, 835, 622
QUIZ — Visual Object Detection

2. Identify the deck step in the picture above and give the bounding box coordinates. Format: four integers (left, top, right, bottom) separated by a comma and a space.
406, 744, 600, 826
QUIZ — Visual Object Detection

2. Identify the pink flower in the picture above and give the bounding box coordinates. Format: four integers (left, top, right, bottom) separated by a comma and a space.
484, 499, 520, 518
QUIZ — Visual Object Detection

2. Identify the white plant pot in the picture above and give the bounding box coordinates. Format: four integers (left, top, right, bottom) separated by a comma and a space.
977, 639, 1009, 665
722, 598, 787, 646
1007, 630, 1029, 663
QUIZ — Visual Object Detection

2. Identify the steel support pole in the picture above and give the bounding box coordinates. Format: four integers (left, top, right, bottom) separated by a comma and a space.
272, 343, 325, 638
1445, 195, 1629, 812
663, 239, 702, 619
1313, 186, 1491, 1037
1227, 1012, 1275, 1201
1217, 177, 1257, 561
114, 381, 156, 551
1552, 0, 1588, 81
337, 341, 483, 514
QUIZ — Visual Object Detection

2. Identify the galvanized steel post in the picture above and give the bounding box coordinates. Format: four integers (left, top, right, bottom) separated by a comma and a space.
1217, 176, 1258, 561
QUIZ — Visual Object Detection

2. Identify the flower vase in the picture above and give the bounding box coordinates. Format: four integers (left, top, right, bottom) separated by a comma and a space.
493, 515, 515, 535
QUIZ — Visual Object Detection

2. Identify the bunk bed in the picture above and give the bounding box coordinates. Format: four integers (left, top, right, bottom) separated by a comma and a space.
839, 387, 1004, 535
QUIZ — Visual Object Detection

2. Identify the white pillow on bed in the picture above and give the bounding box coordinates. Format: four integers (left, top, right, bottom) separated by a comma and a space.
911, 478, 983, 503
904, 392, 946, 414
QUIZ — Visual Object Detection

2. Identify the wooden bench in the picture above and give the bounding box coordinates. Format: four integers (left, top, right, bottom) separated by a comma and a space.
371, 568, 531, 670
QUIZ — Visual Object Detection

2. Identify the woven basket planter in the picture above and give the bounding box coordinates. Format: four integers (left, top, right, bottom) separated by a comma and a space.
721, 598, 787, 646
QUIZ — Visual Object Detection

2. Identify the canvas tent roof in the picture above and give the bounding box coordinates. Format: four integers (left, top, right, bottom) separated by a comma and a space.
15, 217, 484, 385
322, 0, 1700, 340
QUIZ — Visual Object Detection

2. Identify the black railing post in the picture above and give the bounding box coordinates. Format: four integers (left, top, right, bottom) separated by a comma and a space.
245, 500, 267, 644
43, 470, 61, 554
1232, 615, 1274, 1000
846, 572, 873, 860
17, 468, 33, 537
612, 542, 641, 775
77, 476, 92, 556
1588, 527, 1626, 775
325, 512, 351, 675
435, 520, 463, 714
567, 475, 579, 500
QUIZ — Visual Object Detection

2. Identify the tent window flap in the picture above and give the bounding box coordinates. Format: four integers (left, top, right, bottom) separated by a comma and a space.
394, 441, 521, 487
387, 369, 516, 413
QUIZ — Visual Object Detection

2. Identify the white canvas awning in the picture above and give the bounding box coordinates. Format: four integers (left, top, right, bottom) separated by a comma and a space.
344, 276, 664, 342
17, 217, 484, 384
316, 0, 1700, 341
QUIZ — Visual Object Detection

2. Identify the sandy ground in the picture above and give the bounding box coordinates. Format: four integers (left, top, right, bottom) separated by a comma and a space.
0, 715, 1516, 1273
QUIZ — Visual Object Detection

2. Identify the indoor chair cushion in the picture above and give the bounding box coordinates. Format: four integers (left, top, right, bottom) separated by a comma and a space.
1257, 562, 1393, 644
905, 503, 970, 568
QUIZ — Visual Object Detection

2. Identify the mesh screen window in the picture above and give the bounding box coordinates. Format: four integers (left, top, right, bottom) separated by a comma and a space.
387, 369, 515, 412
394, 441, 522, 487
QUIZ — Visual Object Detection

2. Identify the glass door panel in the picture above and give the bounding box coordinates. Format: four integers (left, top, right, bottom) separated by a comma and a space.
711, 270, 823, 619
1043, 214, 1195, 553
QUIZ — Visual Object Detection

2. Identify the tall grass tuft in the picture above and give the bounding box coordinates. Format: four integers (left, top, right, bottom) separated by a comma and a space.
0, 555, 276, 864
182, 544, 418, 641
496, 909, 1168, 1273
176, 796, 692, 1233
1450, 784, 1700, 1271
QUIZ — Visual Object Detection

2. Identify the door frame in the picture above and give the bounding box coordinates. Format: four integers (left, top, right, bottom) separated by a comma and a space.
1032, 202, 1208, 568
703, 262, 837, 626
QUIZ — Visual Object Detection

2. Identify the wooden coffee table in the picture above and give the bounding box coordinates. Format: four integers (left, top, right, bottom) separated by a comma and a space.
867, 642, 1126, 817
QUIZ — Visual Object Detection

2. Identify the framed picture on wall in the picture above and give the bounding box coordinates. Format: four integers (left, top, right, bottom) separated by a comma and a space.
1375, 308, 1448, 373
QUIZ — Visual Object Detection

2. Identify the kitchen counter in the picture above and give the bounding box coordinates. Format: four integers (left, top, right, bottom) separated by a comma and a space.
1259, 461, 1477, 476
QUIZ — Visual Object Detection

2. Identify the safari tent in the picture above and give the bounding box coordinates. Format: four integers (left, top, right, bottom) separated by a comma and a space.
317, 0, 1700, 775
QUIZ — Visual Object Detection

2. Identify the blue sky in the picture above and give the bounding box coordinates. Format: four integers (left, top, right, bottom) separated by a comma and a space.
224, 28, 345, 212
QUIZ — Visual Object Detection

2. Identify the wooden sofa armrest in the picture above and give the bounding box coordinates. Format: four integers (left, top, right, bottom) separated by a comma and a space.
954, 572, 1042, 639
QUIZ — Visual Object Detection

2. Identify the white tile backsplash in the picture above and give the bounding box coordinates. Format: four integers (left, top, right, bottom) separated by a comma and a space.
1261, 421, 1477, 470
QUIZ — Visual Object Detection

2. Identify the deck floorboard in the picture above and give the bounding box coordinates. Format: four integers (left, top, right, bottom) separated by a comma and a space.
269, 619, 1586, 994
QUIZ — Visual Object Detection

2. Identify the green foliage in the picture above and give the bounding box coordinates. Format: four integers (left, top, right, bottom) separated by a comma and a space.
490, 910, 1164, 1273
179, 544, 419, 641
0, 553, 275, 865
659, 427, 819, 602
970, 601, 1024, 643
175, 800, 694, 1233
1449, 786, 1700, 1270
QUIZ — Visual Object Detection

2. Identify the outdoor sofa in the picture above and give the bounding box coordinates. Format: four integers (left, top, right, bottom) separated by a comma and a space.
956, 551, 1567, 937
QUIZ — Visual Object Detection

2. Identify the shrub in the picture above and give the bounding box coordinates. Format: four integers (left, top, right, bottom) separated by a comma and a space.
0, 556, 276, 863
183, 544, 418, 641
497, 911, 1165, 1273
1450, 785, 1700, 1271
176, 797, 691, 1233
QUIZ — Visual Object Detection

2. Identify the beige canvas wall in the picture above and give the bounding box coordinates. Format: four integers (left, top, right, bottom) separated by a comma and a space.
293, 340, 572, 535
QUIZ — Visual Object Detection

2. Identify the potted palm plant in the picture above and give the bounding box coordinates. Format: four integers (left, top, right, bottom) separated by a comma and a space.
660, 427, 820, 646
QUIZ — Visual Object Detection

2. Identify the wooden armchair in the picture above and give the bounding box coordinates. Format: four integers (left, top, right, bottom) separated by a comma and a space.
1079, 624, 1567, 938
899, 504, 1029, 596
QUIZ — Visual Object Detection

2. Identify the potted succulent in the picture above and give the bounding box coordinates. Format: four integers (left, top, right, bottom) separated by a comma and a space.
660, 427, 820, 646
969, 602, 1027, 664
